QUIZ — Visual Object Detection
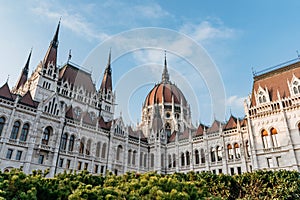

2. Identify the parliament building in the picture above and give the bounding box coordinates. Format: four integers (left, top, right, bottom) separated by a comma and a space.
0, 22, 299, 177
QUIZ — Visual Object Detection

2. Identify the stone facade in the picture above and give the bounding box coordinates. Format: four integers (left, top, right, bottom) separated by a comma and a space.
0, 22, 299, 176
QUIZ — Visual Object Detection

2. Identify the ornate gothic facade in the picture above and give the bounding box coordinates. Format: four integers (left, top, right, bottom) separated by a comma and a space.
0, 22, 299, 176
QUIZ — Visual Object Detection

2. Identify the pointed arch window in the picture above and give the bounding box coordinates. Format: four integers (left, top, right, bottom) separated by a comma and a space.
132, 150, 137, 165
200, 149, 205, 163
140, 152, 143, 167
42, 126, 52, 145
181, 152, 185, 166
79, 138, 85, 154
227, 144, 234, 160
10, 121, 20, 140
144, 153, 147, 168
245, 140, 251, 157
150, 153, 154, 168
0, 117, 5, 136
234, 143, 241, 159
96, 142, 101, 157
60, 133, 68, 150
101, 143, 107, 159
186, 151, 190, 166
173, 153, 176, 167
168, 154, 172, 168
20, 123, 29, 141
161, 153, 165, 168
86, 139, 91, 155
116, 145, 123, 161
68, 135, 75, 152
261, 129, 269, 149
211, 147, 216, 162
270, 128, 279, 147
128, 150, 132, 165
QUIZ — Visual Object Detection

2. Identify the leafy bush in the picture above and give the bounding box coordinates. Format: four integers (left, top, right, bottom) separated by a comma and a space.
0, 169, 298, 199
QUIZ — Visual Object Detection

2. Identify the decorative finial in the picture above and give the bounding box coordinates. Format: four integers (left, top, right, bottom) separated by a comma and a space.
162, 50, 170, 83
68, 49, 72, 62
6, 75, 9, 83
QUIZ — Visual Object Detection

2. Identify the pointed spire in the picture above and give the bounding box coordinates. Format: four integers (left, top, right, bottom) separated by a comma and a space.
161, 50, 170, 83
43, 21, 60, 67
15, 50, 32, 90
100, 49, 112, 92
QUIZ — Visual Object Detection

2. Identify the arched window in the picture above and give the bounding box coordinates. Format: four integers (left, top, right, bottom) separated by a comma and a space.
181, 153, 185, 166
200, 149, 205, 163
144, 153, 147, 168
172, 153, 176, 167
195, 150, 200, 164
132, 150, 137, 165
10, 121, 20, 140
60, 133, 68, 150
217, 146, 222, 161
270, 128, 279, 147
19, 123, 29, 141
42, 126, 52, 145
150, 153, 154, 168
227, 144, 233, 160
165, 122, 171, 136
211, 147, 216, 162
0, 117, 5, 136
95, 142, 101, 157
261, 129, 269, 149
68, 135, 75, 152
79, 138, 85, 154
168, 154, 172, 168
86, 139, 91, 155
101, 143, 107, 158
186, 151, 190, 165
128, 150, 132, 165
234, 143, 241, 159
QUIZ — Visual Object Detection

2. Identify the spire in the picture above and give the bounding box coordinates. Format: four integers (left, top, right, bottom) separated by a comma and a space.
161, 50, 170, 83
43, 20, 60, 67
100, 49, 112, 92
15, 50, 32, 90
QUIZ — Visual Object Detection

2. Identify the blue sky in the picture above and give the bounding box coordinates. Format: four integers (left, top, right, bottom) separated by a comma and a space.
1, 1, 300, 125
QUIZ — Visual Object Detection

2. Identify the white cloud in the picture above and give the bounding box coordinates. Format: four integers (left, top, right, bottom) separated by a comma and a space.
133, 4, 170, 19
31, 2, 109, 41
226, 95, 246, 108
180, 20, 236, 42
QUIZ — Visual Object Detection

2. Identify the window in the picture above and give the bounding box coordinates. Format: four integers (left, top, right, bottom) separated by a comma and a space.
19, 123, 29, 141
237, 167, 242, 175
218, 169, 222, 174
94, 164, 99, 173
217, 146, 222, 161
186, 151, 190, 166
116, 145, 123, 161
201, 149, 205, 163
38, 155, 44, 164
42, 127, 52, 145
227, 144, 234, 160
211, 148, 216, 162
128, 150, 132, 165
10, 121, 20, 140
86, 139, 91, 155
77, 161, 82, 170
270, 128, 279, 147
60, 133, 68, 150
168, 154, 172, 168
84, 163, 88, 170
261, 129, 269, 149
0, 117, 5, 136
16, 150, 22, 160
96, 142, 101, 157
234, 143, 241, 159
151, 153, 154, 168
144, 153, 147, 168
79, 138, 85, 154
132, 150, 137, 165
140, 152, 143, 167
68, 135, 75, 152
59, 158, 64, 167
101, 143, 107, 158
100, 166, 105, 174
173, 154, 176, 167
276, 156, 281, 167
230, 167, 234, 175
245, 141, 251, 157
181, 153, 185, 166
267, 158, 273, 168
66, 159, 71, 169
195, 150, 200, 164
6, 149, 13, 159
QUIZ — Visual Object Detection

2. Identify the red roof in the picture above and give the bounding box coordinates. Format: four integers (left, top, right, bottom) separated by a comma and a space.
98, 116, 111, 131
0, 83, 14, 101
207, 120, 222, 133
65, 106, 81, 121
168, 131, 176, 142
223, 116, 237, 130
59, 63, 96, 93
144, 82, 187, 107
82, 112, 97, 126
251, 61, 300, 107
18, 91, 38, 108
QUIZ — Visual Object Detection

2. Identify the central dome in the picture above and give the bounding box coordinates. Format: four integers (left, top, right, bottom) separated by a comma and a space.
144, 82, 187, 107
143, 53, 187, 107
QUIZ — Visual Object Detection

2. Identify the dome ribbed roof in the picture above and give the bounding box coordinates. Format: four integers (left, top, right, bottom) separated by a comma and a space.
144, 82, 187, 107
